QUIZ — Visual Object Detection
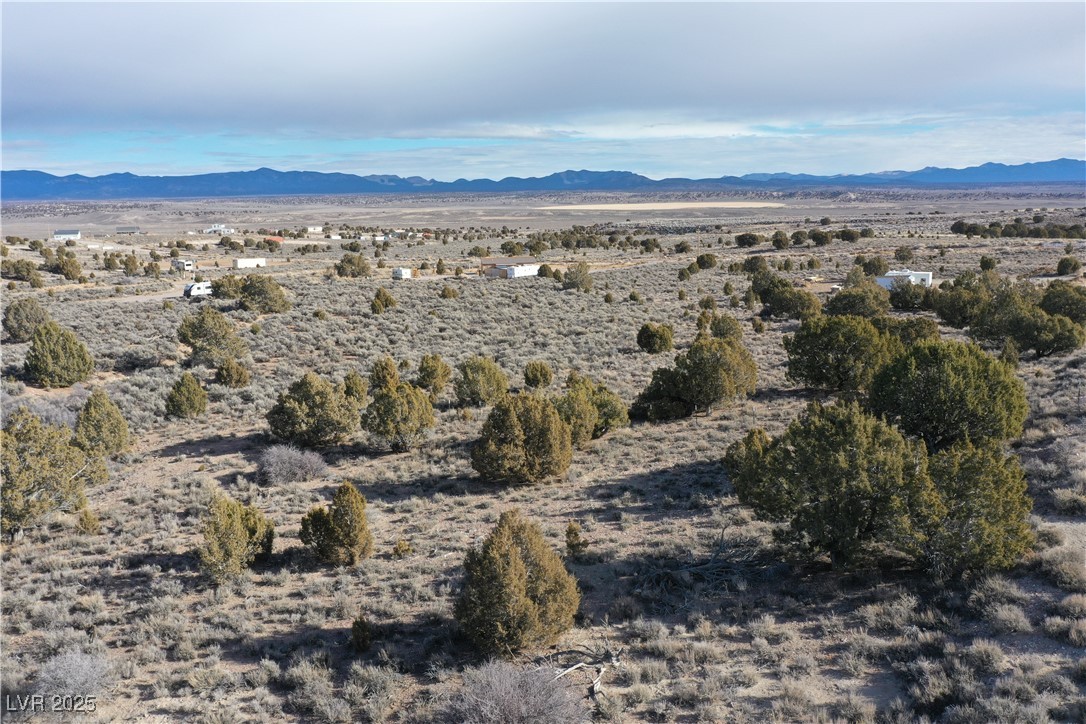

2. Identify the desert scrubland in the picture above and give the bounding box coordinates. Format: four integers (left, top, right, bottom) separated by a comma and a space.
2, 187, 1085, 723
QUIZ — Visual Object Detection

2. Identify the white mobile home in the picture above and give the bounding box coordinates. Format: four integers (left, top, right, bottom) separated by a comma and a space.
204, 224, 236, 235
876, 269, 933, 289
233, 258, 267, 269
171, 259, 195, 272
486, 264, 541, 279
53, 229, 81, 241
307, 226, 324, 234
392, 267, 413, 280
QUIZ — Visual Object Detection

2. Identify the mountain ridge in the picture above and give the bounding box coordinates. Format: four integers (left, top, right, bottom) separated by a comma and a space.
2, 159, 1083, 201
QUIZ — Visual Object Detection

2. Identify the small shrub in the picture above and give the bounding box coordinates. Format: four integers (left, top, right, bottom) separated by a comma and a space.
454, 510, 581, 656
214, 357, 251, 388
299, 481, 373, 565
73, 387, 129, 458
636, 322, 674, 353
455, 356, 509, 407
566, 521, 588, 558
351, 615, 373, 652
34, 650, 111, 699
371, 287, 396, 314
439, 284, 460, 299
523, 360, 554, 389
259, 445, 328, 484
199, 494, 275, 584
392, 538, 413, 558
445, 661, 587, 723
24, 321, 94, 388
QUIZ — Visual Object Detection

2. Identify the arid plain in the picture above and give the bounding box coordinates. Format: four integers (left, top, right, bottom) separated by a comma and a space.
2, 186, 1085, 722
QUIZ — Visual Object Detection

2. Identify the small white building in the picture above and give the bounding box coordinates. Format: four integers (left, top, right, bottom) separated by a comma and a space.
233, 258, 267, 269
307, 226, 324, 234
204, 224, 236, 235
876, 269, 933, 289
392, 267, 413, 280
486, 264, 541, 279
53, 229, 81, 241
372, 234, 388, 242
172, 259, 195, 272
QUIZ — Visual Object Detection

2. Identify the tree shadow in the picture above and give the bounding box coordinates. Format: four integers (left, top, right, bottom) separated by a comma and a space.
155, 429, 269, 463
572, 458, 730, 525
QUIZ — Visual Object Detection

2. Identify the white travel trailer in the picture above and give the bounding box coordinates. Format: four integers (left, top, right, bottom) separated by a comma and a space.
183, 281, 213, 298
172, 259, 195, 272
392, 267, 413, 280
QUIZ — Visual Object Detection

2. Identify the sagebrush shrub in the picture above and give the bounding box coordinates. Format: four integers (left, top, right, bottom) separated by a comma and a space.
445, 661, 587, 724
34, 650, 112, 699
259, 445, 328, 484
299, 481, 373, 565
24, 321, 94, 388
455, 510, 581, 656
166, 372, 207, 419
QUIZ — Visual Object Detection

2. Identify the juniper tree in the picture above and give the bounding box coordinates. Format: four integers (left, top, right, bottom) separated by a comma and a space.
166, 372, 208, 418
3, 297, 50, 342
455, 356, 509, 406
177, 306, 248, 367
869, 340, 1028, 452
73, 387, 129, 458
725, 401, 940, 568
1, 408, 107, 540
471, 393, 572, 485
24, 321, 94, 388
266, 371, 359, 447
454, 509, 581, 656
363, 382, 435, 451
299, 481, 373, 565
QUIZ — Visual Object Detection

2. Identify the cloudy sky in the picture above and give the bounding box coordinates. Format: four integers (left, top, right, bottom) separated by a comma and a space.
2, 2, 1083, 179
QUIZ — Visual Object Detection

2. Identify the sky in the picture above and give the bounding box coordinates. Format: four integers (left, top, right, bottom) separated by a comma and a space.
2, 1, 1084, 179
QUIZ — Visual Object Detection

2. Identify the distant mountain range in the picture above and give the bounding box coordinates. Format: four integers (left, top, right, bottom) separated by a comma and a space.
2, 159, 1083, 201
